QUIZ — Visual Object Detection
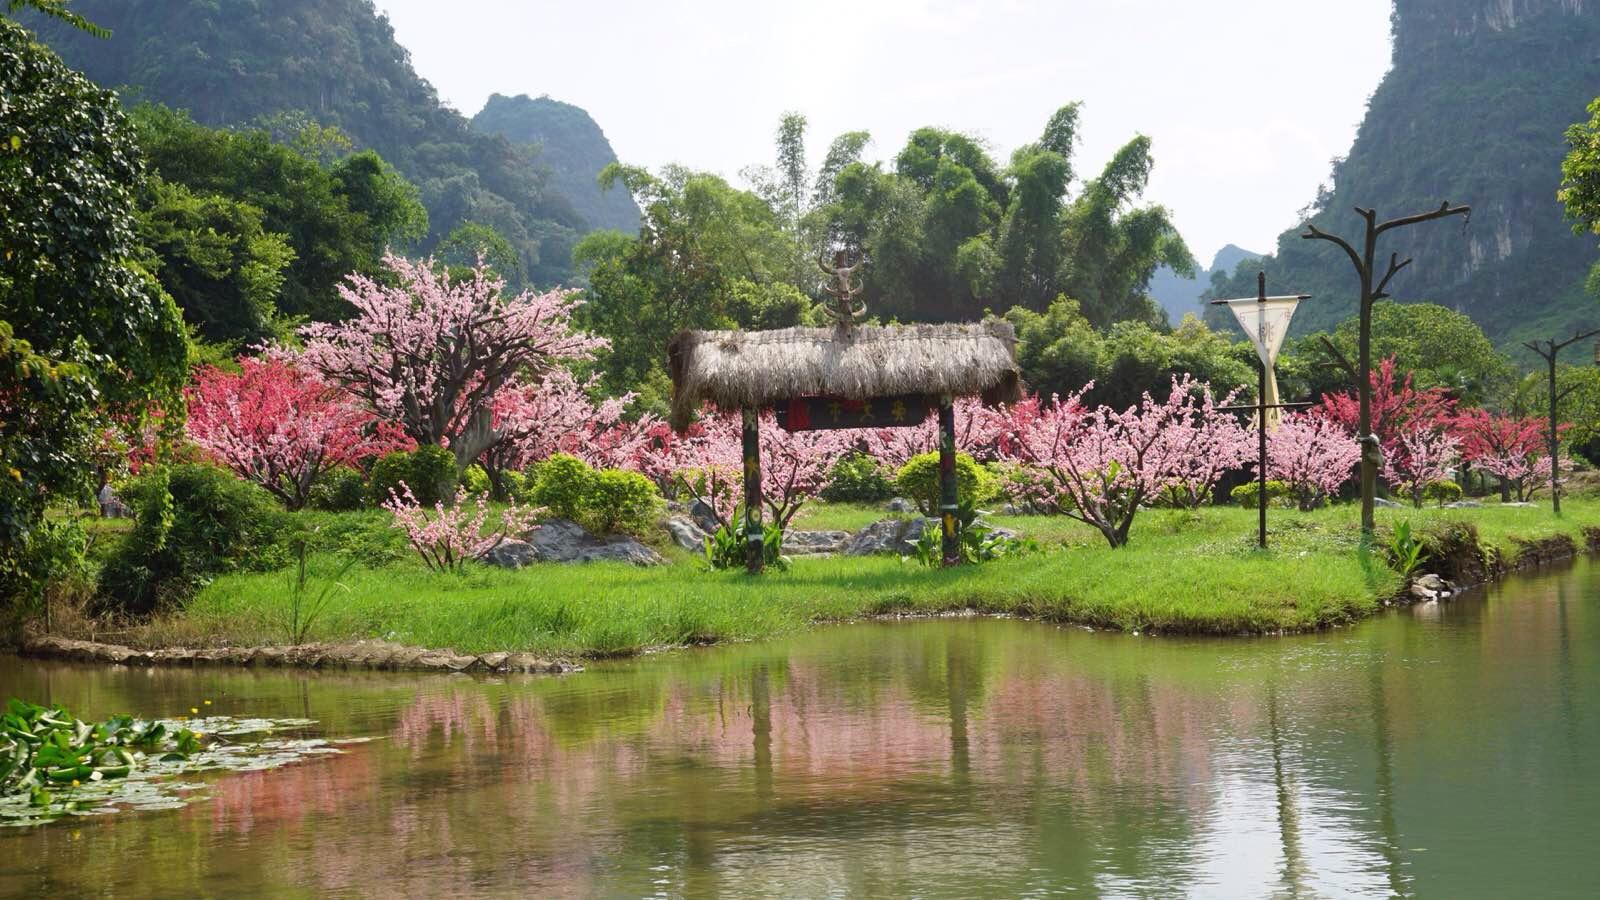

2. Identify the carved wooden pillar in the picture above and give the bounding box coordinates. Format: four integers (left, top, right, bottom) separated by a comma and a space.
938, 400, 959, 566
742, 407, 763, 573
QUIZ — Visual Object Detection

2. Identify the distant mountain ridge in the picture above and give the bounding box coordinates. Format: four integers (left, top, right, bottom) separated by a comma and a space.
1207, 0, 1600, 346
1148, 244, 1261, 323
28, 0, 633, 286
472, 94, 639, 236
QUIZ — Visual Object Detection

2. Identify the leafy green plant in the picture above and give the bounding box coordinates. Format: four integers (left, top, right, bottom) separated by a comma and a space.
704, 519, 787, 572
529, 453, 662, 536
460, 464, 491, 496
281, 535, 355, 644
820, 451, 896, 503
894, 452, 997, 516
910, 499, 1035, 567
1386, 519, 1428, 578
1423, 479, 1463, 507
1, 698, 203, 810
308, 466, 367, 512
98, 463, 287, 614
1230, 479, 1293, 509
369, 446, 457, 507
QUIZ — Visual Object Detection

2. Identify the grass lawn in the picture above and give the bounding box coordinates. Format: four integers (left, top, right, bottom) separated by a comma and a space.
124, 498, 1600, 658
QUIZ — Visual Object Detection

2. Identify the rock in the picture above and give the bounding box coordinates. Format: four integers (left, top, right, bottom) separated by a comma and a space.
484, 540, 539, 570
784, 530, 850, 555
664, 516, 709, 552
1410, 582, 1439, 601
688, 499, 721, 533
884, 497, 918, 514
522, 519, 665, 566
1443, 500, 1483, 509
844, 518, 936, 556
1414, 573, 1447, 591
1374, 497, 1404, 508
1502, 501, 1534, 508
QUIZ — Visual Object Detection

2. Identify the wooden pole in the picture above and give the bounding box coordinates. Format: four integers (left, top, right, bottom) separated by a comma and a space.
741, 407, 763, 573
938, 400, 959, 566
1256, 272, 1269, 549
1521, 327, 1600, 516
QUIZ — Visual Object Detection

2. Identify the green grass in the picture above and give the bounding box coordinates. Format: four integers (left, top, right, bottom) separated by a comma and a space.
127, 499, 1600, 659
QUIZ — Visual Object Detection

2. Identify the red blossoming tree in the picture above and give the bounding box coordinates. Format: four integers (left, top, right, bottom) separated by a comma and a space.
1454, 409, 1552, 502
186, 357, 410, 509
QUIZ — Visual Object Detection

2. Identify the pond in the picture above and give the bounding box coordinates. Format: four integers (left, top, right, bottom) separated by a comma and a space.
3, 560, 1599, 897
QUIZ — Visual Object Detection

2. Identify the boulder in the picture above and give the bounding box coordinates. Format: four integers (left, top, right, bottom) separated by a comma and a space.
1374, 497, 1404, 508
688, 499, 721, 533
484, 540, 540, 570
522, 519, 665, 566
844, 518, 936, 556
884, 497, 918, 514
664, 516, 709, 552
784, 530, 850, 555
1443, 500, 1483, 509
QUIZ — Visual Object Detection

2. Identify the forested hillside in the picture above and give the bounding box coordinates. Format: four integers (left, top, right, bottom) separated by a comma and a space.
1208, 0, 1600, 347
30, 0, 627, 286
473, 94, 640, 235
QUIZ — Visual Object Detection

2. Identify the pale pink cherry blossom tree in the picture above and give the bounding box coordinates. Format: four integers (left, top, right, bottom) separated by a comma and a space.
1383, 426, 1461, 507
999, 377, 1238, 547
1263, 413, 1361, 511
862, 396, 1016, 470
477, 370, 659, 499
382, 484, 540, 573
1156, 379, 1253, 509
758, 420, 855, 530
293, 254, 604, 470
185, 357, 411, 509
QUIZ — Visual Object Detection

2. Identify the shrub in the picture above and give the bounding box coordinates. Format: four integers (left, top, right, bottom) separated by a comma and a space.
308, 466, 367, 512
894, 452, 997, 516
98, 464, 287, 614
369, 446, 458, 508
820, 451, 896, 503
529, 454, 662, 536
588, 469, 664, 536
705, 520, 786, 571
460, 464, 491, 496
1230, 479, 1292, 509
1423, 479, 1463, 507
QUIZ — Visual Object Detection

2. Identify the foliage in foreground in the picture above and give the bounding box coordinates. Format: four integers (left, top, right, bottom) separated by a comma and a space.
1, 697, 201, 808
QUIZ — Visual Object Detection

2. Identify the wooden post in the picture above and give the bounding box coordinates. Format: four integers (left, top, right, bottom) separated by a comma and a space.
938, 400, 959, 566
741, 407, 763, 573
1255, 273, 1269, 549
1521, 327, 1600, 517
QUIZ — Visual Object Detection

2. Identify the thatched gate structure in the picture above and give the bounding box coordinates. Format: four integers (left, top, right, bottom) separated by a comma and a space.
668, 320, 1022, 571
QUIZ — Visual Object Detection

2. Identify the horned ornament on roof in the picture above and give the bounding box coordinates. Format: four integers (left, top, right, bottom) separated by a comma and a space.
817, 249, 867, 328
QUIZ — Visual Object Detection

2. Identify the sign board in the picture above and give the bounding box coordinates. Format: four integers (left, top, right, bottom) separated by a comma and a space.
773, 394, 935, 432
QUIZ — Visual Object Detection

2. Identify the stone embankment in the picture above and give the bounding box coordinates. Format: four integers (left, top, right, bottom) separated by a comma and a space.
18, 635, 579, 674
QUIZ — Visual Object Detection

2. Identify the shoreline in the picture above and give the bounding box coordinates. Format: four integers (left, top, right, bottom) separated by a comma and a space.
14, 524, 1598, 674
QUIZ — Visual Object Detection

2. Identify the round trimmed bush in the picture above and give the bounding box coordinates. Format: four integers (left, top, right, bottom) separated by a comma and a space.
894, 452, 997, 516
820, 451, 896, 503
1230, 479, 1292, 509
369, 445, 457, 507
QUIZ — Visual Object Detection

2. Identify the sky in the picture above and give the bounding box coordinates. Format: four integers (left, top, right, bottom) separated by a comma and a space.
374, 0, 1394, 267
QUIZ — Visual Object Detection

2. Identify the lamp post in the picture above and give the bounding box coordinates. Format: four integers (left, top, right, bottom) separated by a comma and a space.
1521, 327, 1600, 515
1212, 272, 1311, 548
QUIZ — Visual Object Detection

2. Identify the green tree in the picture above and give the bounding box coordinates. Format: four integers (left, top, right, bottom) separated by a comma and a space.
134, 178, 295, 344
1316, 301, 1510, 402
1, 17, 187, 607
578, 163, 807, 395
1559, 96, 1600, 296
436, 221, 524, 287
130, 104, 426, 321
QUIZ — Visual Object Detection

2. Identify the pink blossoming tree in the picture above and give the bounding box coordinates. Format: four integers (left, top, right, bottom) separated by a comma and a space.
999, 377, 1238, 547
383, 485, 540, 572
1264, 413, 1360, 510
186, 357, 410, 509
294, 255, 604, 470
1453, 409, 1551, 502
478, 370, 659, 499
1383, 427, 1461, 507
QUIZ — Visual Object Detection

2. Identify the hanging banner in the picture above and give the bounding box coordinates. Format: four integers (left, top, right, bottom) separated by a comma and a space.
1222, 295, 1304, 431
1224, 296, 1302, 368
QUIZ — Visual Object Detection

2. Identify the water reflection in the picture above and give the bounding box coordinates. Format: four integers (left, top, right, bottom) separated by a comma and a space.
5, 561, 1600, 896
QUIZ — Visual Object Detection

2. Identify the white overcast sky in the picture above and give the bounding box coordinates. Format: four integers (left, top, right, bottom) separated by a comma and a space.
375, 0, 1393, 265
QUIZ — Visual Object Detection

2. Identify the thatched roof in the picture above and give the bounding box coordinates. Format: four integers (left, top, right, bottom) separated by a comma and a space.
667, 321, 1023, 430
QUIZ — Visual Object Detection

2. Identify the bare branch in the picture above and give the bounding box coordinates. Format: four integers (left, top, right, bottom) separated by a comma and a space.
1375, 201, 1470, 237
1371, 253, 1413, 299
1316, 335, 1358, 386
1550, 325, 1600, 352
1522, 340, 1555, 363
1300, 224, 1365, 278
